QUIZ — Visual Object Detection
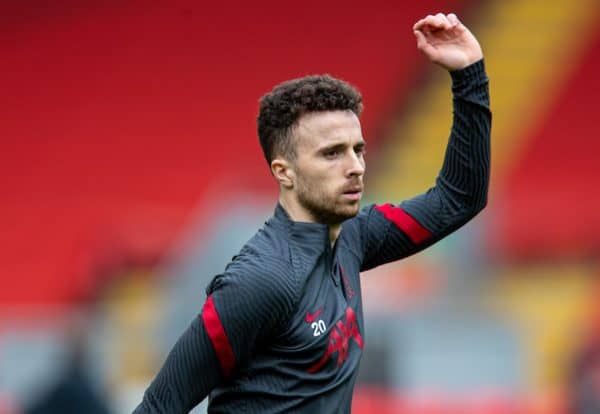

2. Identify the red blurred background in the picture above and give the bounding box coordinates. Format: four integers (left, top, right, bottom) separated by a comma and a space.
1, 1, 599, 413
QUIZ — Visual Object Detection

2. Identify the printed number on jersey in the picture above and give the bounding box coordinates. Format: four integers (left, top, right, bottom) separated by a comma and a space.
311, 320, 326, 336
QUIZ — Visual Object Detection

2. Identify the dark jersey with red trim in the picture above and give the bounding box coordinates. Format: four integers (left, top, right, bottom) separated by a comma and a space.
134, 59, 490, 414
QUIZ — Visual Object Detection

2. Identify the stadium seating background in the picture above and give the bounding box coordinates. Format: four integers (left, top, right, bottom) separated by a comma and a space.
1, 1, 599, 413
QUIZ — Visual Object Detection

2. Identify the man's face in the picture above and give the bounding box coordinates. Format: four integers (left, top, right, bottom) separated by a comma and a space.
290, 110, 366, 224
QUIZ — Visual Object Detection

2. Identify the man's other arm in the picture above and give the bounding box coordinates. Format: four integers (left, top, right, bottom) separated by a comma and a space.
133, 255, 296, 413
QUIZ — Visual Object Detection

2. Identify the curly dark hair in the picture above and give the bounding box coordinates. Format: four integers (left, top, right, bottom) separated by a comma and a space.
257, 74, 363, 166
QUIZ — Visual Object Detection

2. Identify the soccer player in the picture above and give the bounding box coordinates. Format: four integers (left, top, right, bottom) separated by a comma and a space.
134, 12, 490, 414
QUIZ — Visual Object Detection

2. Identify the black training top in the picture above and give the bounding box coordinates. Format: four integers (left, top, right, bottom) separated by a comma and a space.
134, 59, 491, 414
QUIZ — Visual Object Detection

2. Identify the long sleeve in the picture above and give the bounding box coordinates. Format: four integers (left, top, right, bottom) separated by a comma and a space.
358, 59, 491, 271
133, 314, 223, 413
133, 254, 297, 413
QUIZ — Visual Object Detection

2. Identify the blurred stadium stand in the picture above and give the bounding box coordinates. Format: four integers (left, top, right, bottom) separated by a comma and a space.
1, 0, 599, 413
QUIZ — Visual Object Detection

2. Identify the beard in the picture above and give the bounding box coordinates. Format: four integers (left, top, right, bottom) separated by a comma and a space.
295, 175, 361, 225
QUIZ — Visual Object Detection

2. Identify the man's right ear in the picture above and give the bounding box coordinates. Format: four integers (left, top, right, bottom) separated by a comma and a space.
271, 158, 294, 189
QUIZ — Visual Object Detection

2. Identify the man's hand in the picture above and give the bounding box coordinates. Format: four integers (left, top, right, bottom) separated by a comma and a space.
413, 13, 483, 71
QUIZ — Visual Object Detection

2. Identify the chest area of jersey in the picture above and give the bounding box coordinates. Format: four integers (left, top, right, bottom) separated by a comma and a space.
281, 251, 364, 374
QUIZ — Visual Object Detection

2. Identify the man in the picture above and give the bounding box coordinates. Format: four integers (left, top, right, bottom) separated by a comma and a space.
134, 12, 490, 414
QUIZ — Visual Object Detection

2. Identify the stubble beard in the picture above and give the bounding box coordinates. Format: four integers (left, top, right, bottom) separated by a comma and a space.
296, 176, 360, 225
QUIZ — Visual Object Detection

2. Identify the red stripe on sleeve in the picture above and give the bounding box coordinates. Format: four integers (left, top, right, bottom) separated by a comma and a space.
202, 295, 235, 377
375, 203, 432, 244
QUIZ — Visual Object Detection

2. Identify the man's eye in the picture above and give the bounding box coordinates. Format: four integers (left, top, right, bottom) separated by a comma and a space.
324, 150, 339, 159
355, 147, 366, 156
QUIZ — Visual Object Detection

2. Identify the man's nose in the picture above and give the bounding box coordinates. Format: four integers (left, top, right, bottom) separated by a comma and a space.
346, 152, 365, 177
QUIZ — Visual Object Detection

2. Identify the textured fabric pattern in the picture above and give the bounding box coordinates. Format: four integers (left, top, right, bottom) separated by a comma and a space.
133, 59, 490, 414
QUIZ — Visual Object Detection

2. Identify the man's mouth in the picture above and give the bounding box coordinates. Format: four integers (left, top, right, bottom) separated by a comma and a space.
342, 187, 363, 200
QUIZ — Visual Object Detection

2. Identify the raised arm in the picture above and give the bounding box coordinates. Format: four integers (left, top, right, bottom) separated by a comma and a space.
358, 13, 491, 270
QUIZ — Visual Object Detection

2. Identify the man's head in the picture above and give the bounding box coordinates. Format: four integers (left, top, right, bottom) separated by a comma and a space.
257, 75, 366, 225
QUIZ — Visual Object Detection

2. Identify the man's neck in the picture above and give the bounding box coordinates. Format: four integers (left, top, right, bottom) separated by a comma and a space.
328, 225, 341, 247
279, 197, 341, 246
